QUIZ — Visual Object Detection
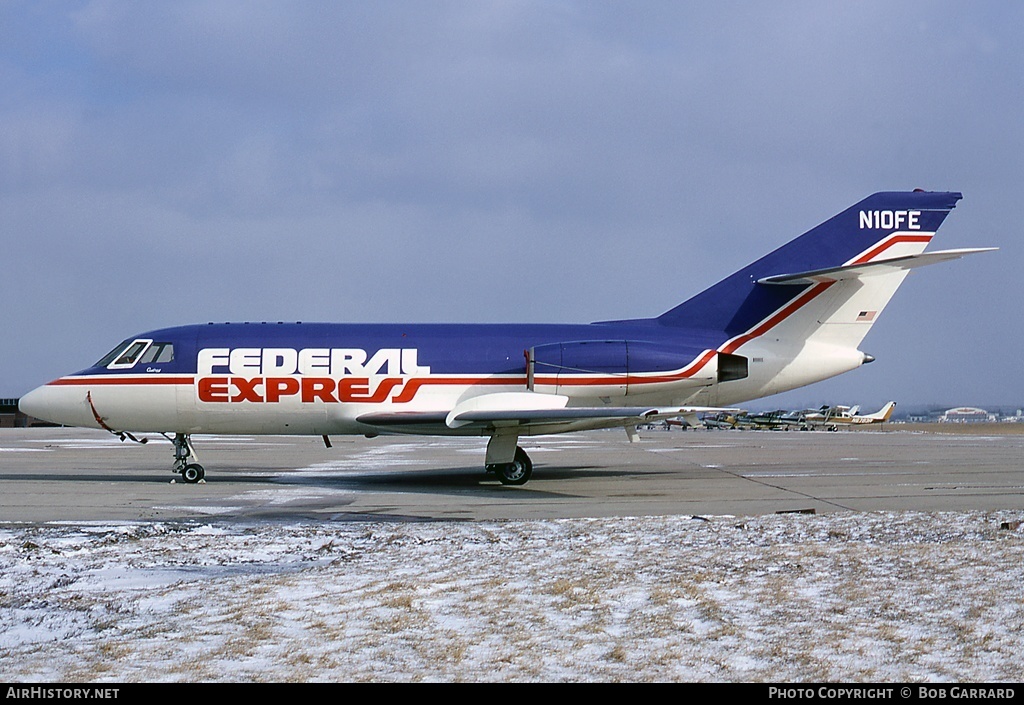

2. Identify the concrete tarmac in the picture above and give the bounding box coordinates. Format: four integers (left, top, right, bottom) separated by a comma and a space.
1, 425, 1023, 524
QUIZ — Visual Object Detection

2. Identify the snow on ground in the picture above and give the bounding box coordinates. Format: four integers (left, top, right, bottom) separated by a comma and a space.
2, 511, 1024, 682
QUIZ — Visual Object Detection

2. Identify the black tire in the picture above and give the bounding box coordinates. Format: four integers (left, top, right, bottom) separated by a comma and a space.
182, 463, 205, 483
495, 447, 533, 486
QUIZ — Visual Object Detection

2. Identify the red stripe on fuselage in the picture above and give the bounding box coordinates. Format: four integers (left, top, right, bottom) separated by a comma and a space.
49, 376, 195, 386
44, 348, 722, 402
720, 282, 834, 355
389, 376, 526, 403
532, 349, 719, 387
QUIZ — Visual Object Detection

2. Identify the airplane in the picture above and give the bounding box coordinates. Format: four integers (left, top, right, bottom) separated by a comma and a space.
743, 409, 808, 430
664, 418, 692, 430
802, 401, 897, 430
19, 190, 994, 486
699, 411, 749, 430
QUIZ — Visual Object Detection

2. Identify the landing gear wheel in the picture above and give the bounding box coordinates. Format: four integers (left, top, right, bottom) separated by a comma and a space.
169, 432, 206, 483
494, 447, 533, 486
181, 463, 205, 483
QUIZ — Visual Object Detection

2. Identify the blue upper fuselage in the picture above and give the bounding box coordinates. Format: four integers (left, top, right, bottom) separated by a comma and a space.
74, 319, 729, 378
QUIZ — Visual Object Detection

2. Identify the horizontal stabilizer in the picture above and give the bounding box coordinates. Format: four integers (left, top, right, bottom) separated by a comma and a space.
757, 248, 997, 286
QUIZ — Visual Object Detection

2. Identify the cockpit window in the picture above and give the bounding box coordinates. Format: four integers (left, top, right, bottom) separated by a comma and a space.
139, 342, 175, 364
94, 338, 174, 370
111, 340, 151, 368
95, 339, 133, 368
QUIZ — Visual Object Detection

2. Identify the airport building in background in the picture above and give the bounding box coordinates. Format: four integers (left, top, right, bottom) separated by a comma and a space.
0, 398, 51, 428
0, 398, 29, 427
938, 407, 994, 423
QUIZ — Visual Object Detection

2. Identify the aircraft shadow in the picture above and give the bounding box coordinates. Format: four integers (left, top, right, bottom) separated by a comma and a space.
274, 463, 652, 495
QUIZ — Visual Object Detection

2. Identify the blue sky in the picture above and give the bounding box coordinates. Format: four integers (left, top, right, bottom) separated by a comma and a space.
2, 1, 1019, 411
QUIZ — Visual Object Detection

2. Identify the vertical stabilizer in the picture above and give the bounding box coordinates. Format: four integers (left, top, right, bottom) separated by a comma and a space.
657, 191, 962, 348
862, 401, 897, 422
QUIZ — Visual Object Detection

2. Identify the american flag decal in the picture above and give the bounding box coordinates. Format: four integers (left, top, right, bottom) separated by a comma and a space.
856, 310, 877, 322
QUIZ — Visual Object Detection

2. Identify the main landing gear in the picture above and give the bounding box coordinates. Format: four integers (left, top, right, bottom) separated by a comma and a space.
171, 432, 205, 484
164, 431, 536, 486
486, 446, 533, 486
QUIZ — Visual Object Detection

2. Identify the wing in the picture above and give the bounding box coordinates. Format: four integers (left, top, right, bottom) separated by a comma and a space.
357, 392, 741, 435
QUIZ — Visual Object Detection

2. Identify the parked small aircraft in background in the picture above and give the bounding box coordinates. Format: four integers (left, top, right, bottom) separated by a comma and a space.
699, 411, 746, 429
699, 401, 896, 431
741, 409, 807, 430
802, 401, 897, 431
20, 191, 991, 485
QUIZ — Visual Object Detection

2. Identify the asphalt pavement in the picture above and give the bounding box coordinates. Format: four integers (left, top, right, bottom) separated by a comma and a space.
2, 424, 1023, 523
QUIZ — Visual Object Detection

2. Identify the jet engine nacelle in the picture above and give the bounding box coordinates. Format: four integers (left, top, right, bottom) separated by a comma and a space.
526, 340, 745, 398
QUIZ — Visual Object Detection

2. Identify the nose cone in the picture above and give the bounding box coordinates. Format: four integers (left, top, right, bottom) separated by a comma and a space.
19, 382, 94, 428
18, 384, 50, 421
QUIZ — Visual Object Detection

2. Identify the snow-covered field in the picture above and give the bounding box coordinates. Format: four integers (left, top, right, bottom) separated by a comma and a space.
3, 511, 1024, 682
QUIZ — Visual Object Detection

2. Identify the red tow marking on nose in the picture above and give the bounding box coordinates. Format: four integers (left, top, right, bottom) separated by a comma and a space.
86, 391, 116, 433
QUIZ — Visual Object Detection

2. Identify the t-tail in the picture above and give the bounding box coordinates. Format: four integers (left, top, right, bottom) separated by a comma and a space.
654, 190, 994, 399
